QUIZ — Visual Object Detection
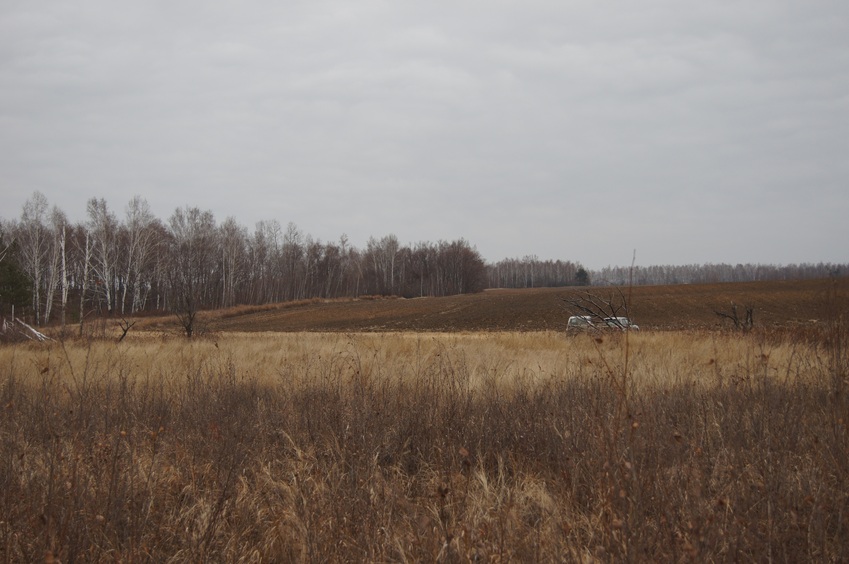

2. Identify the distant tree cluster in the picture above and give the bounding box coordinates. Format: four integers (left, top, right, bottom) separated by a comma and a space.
0, 193, 486, 333
485, 256, 588, 288
590, 262, 846, 286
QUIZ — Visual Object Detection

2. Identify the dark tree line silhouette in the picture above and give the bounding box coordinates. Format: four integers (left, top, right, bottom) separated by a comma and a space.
0, 193, 490, 330
1, 192, 845, 331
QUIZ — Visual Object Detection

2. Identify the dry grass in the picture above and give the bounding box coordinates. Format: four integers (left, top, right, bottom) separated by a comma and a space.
1, 327, 847, 562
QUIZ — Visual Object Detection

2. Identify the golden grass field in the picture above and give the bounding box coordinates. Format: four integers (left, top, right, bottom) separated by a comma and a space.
1, 280, 848, 561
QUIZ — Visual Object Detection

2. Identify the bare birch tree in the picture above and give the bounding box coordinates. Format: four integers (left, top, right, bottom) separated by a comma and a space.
122, 196, 160, 314
76, 226, 92, 336
86, 198, 119, 314
58, 219, 68, 331
42, 207, 68, 326
249, 220, 282, 304
219, 217, 247, 308
0, 222, 12, 265
365, 234, 400, 295
16, 192, 50, 324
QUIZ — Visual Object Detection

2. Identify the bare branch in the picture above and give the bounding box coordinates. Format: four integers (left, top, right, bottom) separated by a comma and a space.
117, 317, 137, 342
714, 301, 754, 331
563, 289, 630, 325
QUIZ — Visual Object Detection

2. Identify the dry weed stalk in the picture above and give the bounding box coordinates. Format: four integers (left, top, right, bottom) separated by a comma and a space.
0, 329, 847, 561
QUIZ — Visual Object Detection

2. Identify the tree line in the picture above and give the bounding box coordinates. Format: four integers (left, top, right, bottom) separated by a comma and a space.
589, 262, 846, 286
0, 193, 493, 334
485, 256, 589, 288
2, 192, 844, 334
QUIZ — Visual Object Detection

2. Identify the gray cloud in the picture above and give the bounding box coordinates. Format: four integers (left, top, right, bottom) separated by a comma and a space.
2, 0, 847, 268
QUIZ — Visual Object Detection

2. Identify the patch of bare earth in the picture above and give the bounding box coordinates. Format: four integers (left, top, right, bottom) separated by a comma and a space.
138, 278, 849, 334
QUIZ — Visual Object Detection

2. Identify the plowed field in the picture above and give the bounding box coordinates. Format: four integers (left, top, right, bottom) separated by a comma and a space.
144, 278, 848, 333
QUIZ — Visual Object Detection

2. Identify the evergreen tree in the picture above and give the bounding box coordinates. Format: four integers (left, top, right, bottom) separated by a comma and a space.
0, 239, 31, 316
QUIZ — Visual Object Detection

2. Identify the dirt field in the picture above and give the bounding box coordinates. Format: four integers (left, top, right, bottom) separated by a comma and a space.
138, 277, 848, 334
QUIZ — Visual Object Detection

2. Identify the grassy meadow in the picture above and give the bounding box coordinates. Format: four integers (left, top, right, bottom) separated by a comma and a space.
1, 327, 848, 561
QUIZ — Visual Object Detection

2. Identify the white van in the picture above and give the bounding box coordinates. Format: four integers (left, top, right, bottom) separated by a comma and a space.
567, 315, 595, 329
603, 317, 640, 330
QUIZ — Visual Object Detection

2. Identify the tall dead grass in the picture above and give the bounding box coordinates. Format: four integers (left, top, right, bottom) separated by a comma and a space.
1, 328, 847, 561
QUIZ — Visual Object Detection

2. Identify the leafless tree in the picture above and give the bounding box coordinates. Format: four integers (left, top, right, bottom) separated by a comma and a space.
405, 242, 431, 297
168, 207, 217, 338
317, 241, 342, 298
340, 236, 363, 297
714, 302, 754, 331
282, 222, 305, 301
86, 198, 119, 315
75, 226, 92, 337
45, 207, 69, 330
38, 207, 68, 326
122, 196, 161, 315
0, 222, 12, 265
218, 217, 247, 308
433, 239, 486, 296
15, 192, 50, 324
247, 221, 276, 304
365, 234, 400, 295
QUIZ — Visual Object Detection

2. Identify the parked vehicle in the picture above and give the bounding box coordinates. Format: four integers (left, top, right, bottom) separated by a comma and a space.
567, 315, 595, 329
567, 315, 639, 330
603, 317, 639, 330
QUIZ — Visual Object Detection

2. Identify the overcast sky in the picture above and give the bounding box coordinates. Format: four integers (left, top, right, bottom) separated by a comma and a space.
1, 1, 847, 269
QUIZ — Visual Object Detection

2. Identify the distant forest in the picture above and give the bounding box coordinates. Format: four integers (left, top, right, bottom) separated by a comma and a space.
1, 192, 846, 328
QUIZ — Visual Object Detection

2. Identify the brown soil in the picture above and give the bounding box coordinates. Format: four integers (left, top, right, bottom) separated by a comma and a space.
155, 278, 849, 333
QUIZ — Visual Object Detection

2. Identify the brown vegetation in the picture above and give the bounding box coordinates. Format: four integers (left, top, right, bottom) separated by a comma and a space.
2, 313, 848, 560
124, 277, 849, 334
